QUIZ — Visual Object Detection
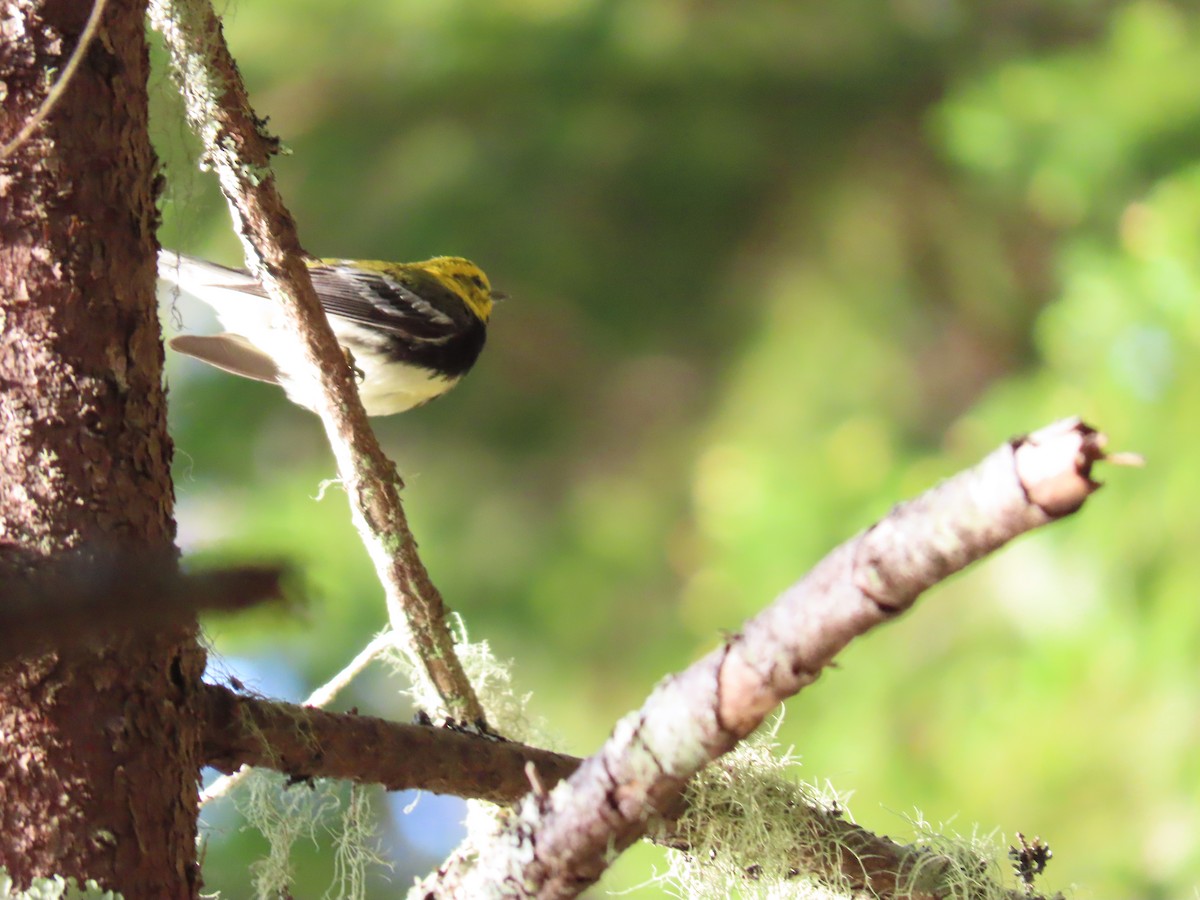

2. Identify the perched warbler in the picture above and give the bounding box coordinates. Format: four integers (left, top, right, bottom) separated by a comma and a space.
158, 251, 500, 416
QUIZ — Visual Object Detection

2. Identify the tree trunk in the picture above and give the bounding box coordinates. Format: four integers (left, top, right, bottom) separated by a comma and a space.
0, 0, 203, 896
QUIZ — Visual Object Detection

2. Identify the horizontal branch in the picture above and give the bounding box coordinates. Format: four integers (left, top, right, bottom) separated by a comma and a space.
199, 683, 578, 805
416, 418, 1118, 897
200, 630, 397, 805
0, 548, 283, 662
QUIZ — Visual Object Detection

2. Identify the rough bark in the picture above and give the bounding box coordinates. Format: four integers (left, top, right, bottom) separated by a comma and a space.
0, 0, 203, 895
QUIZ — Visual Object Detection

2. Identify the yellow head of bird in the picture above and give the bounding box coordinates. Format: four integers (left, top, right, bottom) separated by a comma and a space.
419, 256, 501, 323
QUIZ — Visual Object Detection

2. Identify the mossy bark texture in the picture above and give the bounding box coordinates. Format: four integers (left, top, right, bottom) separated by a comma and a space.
0, 0, 204, 895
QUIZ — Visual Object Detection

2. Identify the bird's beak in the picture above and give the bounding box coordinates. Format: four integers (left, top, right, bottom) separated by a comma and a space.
490, 290, 509, 302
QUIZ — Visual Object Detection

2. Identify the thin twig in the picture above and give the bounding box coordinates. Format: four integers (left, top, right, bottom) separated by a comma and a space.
147, 0, 483, 723
0, 547, 283, 663
0, 0, 110, 161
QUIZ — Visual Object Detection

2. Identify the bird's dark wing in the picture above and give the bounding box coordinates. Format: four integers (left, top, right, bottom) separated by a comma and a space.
306, 265, 463, 342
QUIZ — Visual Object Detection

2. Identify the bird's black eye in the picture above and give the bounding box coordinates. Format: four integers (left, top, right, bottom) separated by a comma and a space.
470, 275, 484, 288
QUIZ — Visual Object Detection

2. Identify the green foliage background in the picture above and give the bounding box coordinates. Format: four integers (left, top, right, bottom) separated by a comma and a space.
154, 1, 1200, 897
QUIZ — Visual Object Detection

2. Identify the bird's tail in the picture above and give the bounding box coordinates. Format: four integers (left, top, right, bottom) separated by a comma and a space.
157, 251, 257, 289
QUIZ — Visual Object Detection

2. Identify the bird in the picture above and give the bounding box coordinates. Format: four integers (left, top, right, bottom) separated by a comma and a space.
158, 250, 499, 416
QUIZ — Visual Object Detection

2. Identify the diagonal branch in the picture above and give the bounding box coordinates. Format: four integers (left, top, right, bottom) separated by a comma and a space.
147, 0, 483, 723
415, 418, 1120, 897
197, 420, 1117, 898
